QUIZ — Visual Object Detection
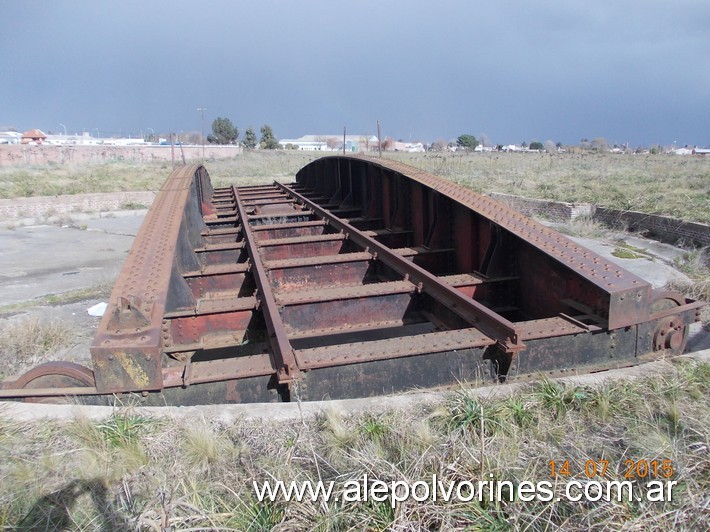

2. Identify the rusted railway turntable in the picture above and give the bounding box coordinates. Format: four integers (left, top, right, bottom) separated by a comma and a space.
1, 156, 703, 403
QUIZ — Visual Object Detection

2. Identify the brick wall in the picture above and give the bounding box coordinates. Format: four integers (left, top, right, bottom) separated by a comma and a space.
489, 193, 594, 222
594, 208, 710, 247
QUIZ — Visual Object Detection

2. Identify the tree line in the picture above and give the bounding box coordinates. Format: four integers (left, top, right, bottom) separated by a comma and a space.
207, 117, 278, 149
454, 134, 566, 152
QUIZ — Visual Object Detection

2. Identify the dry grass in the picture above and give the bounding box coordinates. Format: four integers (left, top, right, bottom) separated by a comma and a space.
0, 160, 169, 198
386, 152, 710, 223
207, 150, 325, 188
0, 358, 707, 530
1, 151, 708, 223
553, 215, 614, 240
667, 248, 710, 301
0, 317, 72, 376
666, 248, 710, 324
0, 282, 113, 377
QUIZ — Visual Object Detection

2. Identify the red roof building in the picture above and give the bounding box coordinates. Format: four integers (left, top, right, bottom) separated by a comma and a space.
21, 129, 47, 144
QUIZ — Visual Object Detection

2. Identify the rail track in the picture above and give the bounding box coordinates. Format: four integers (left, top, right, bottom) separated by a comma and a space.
1, 156, 704, 404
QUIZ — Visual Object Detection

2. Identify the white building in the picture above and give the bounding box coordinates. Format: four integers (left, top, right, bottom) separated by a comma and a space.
0, 131, 22, 144
44, 132, 148, 146
392, 141, 425, 152
474, 144, 495, 153
279, 134, 379, 152
671, 147, 693, 155
279, 139, 328, 151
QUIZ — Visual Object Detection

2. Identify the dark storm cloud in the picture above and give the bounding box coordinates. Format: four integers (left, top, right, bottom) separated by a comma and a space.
1, 0, 708, 146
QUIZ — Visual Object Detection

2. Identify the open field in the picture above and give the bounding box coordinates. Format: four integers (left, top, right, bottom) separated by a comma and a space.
0, 151, 708, 223
387, 152, 710, 224
0, 152, 322, 200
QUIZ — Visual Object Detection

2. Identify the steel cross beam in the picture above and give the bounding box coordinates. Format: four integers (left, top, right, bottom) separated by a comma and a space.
233, 186, 300, 384
276, 182, 524, 353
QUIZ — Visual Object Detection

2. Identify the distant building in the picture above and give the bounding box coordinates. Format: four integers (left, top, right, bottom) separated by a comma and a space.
42, 132, 148, 146
21, 129, 47, 144
474, 144, 495, 153
392, 141, 425, 152
0, 131, 22, 144
279, 138, 328, 151
672, 147, 693, 155
279, 134, 380, 152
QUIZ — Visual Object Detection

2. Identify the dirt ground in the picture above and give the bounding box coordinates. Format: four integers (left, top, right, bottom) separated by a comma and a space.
0, 211, 146, 373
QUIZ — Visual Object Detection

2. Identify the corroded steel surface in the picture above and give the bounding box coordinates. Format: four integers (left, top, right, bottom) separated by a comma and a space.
1, 157, 704, 403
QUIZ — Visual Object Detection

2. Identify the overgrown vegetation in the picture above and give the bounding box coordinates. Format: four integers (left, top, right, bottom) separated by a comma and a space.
1, 152, 708, 223
0, 359, 707, 529
388, 152, 710, 224
0, 160, 168, 198
667, 248, 710, 302
0, 317, 72, 375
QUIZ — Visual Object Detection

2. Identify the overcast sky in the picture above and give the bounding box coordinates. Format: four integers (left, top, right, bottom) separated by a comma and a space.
1, 1, 708, 146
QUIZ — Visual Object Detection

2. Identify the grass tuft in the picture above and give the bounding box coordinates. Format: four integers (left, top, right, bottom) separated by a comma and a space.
0, 317, 72, 377
530, 377, 589, 418
321, 408, 358, 455
667, 247, 710, 304
180, 422, 243, 477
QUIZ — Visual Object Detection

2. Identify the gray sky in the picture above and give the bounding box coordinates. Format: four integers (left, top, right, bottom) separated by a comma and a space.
2, 0, 708, 146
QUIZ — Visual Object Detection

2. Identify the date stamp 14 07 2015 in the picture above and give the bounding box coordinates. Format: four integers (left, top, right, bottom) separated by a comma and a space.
548, 459, 675, 480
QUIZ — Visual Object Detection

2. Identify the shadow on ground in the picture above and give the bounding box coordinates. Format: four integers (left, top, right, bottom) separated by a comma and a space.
17, 479, 128, 531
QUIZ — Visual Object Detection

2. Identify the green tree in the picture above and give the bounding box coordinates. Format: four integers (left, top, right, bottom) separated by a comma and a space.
260, 124, 279, 149
243, 126, 257, 149
529, 141, 544, 151
456, 134, 478, 150
207, 117, 238, 145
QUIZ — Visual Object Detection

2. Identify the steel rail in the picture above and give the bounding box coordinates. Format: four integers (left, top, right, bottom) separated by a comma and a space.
276, 182, 524, 352
0, 386, 100, 398
232, 186, 300, 383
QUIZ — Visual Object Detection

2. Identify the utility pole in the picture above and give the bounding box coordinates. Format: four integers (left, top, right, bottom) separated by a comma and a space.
377, 121, 382, 157
197, 107, 206, 161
